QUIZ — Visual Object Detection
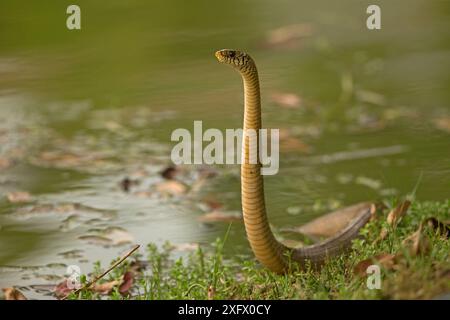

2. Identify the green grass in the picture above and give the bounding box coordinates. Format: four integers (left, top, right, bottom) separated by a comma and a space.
68, 200, 450, 300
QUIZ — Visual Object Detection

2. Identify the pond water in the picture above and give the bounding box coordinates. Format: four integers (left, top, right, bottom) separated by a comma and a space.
0, 0, 449, 298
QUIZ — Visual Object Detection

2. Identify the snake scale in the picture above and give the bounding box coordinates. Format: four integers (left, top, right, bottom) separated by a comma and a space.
215, 49, 372, 274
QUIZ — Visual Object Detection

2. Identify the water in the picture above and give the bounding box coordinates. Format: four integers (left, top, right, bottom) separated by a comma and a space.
0, 0, 449, 298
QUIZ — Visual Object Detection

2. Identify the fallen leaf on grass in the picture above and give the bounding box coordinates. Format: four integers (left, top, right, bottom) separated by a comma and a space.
119, 271, 134, 295
379, 200, 411, 240
402, 223, 430, 257
387, 201, 411, 227
354, 253, 397, 276
285, 202, 373, 239
270, 92, 302, 109
6, 191, 32, 203
424, 217, 450, 239
198, 211, 242, 223
207, 285, 215, 300
54, 281, 73, 298
92, 280, 121, 294
402, 217, 450, 257
280, 239, 305, 249
2, 287, 27, 300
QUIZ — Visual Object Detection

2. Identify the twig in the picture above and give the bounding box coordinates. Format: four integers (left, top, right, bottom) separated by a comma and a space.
62, 244, 140, 300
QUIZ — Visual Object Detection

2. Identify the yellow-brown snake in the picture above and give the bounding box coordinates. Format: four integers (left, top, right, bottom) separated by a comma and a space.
215, 49, 372, 273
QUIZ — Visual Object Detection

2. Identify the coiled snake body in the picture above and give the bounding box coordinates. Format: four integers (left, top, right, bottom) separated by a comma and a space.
215, 49, 372, 274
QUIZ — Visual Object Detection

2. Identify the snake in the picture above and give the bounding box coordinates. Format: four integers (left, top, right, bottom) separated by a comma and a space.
215, 49, 372, 274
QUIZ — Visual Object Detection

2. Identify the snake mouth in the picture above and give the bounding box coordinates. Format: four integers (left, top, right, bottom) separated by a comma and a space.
215, 50, 226, 62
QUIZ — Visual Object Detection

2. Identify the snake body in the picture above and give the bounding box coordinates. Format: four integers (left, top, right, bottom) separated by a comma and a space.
215, 49, 372, 273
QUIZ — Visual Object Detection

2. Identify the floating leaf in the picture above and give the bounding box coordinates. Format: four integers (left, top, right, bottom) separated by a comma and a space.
156, 180, 187, 196
279, 129, 310, 153
120, 177, 134, 192
202, 199, 224, 211
355, 90, 387, 106
0, 157, 12, 170
355, 176, 382, 190
2, 287, 27, 300
198, 211, 242, 223
6, 191, 32, 203
271, 92, 302, 109
78, 235, 112, 246
171, 243, 200, 251
434, 117, 450, 133
79, 227, 134, 247
264, 23, 313, 49
160, 166, 180, 180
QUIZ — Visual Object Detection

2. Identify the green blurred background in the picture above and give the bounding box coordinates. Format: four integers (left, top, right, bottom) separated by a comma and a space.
0, 0, 449, 297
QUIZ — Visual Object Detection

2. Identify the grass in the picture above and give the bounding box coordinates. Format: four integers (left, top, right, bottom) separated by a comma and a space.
67, 199, 450, 300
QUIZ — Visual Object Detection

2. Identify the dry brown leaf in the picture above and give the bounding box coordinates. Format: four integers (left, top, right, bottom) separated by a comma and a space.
6, 191, 32, 203
402, 224, 430, 257
434, 117, 450, 133
156, 180, 187, 196
160, 166, 180, 180
2, 287, 27, 300
198, 211, 242, 223
379, 200, 411, 240
279, 129, 310, 153
92, 280, 121, 294
370, 203, 378, 221
286, 202, 372, 239
424, 217, 450, 239
354, 253, 397, 276
271, 92, 302, 109
120, 177, 139, 192
280, 239, 305, 249
0, 157, 12, 170
54, 281, 73, 298
119, 271, 134, 295
203, 199, 224, 211
207, 285, 215, 300
387, 200, 411, 227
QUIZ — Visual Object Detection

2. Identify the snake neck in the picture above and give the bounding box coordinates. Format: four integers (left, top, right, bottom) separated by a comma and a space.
235, 57, 371, 274
240, 68, 288, 273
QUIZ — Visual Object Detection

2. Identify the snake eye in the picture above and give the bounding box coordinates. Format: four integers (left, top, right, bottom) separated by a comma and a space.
228, 51, 236, 58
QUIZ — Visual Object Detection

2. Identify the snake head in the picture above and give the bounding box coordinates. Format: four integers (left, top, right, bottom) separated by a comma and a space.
215, 49, 255, 71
